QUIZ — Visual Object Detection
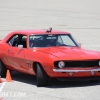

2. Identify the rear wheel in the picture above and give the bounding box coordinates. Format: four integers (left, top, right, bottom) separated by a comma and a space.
0, 60, 7, 77
37, 64, 48, 87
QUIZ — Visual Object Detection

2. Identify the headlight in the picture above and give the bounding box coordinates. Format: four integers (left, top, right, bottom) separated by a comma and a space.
99, 61, 100, 66
58, 61, 65, 68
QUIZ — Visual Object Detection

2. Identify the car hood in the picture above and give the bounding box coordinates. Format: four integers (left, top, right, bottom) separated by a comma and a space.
37, 47, 100, 60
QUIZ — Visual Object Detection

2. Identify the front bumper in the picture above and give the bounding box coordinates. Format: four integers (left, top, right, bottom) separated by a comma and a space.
53, 68, 100, 73
47, 68, 100, 78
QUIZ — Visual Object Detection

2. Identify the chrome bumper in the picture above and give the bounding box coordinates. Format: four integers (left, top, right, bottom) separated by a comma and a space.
53, 68, 100, 73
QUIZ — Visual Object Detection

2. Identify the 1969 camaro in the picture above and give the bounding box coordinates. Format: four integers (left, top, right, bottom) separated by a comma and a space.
0, 28, 100, 86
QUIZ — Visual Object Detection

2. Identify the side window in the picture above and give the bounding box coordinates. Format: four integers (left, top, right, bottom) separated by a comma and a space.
7, 34, 27, 48
22, 36, 27, 48
8, 35, 18, 46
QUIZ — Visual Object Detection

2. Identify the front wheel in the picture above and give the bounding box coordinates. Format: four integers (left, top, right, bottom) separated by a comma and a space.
0, 60, 7, 77
37, 64, 48, 87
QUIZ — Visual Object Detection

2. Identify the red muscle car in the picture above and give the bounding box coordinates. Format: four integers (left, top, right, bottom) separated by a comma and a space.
0, 28, 100, 86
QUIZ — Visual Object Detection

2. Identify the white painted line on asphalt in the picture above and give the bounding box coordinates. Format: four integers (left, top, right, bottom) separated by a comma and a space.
0, 82, 6, 92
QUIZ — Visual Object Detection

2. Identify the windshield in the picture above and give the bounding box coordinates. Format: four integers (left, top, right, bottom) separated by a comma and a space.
29, 34, 78, 48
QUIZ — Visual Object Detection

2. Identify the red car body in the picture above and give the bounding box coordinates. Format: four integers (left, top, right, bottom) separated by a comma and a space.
0, 28, 100, 86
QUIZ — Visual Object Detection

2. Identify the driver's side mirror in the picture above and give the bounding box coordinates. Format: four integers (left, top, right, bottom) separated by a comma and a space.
18, 44, 23, 48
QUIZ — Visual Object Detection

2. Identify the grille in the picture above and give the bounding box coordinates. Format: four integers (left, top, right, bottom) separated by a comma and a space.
54, 60, 99, 68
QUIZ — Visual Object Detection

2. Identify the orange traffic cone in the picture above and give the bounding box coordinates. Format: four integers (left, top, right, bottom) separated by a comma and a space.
6, 70, 13, 82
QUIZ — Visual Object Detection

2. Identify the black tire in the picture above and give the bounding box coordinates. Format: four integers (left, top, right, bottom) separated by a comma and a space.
0, 60, 7, 77
37, 64, 48, 87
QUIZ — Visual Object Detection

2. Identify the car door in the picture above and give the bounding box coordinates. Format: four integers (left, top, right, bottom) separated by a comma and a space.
6, 34, 30, 73
7, 47, 26, 71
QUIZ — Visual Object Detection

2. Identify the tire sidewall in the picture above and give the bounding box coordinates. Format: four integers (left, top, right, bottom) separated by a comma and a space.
37, 64, 48, 87
0, 60, 7, 77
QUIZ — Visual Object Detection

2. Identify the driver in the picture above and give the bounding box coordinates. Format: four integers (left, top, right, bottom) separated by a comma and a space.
46, 36, 58, 46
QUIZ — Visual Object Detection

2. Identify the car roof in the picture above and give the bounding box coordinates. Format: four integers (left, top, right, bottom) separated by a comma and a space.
11, 29, 70, 35
2, 29, 70, 43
